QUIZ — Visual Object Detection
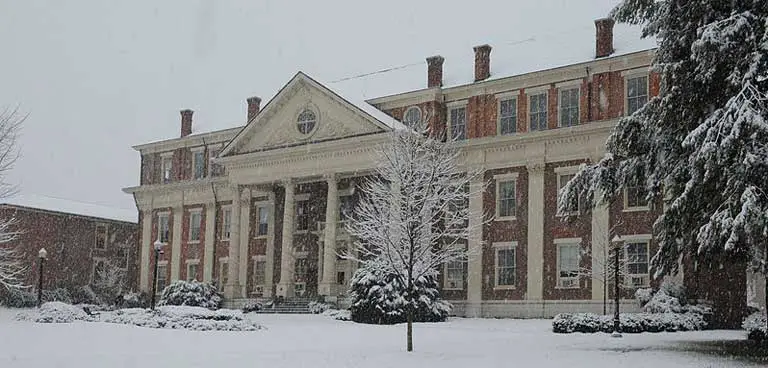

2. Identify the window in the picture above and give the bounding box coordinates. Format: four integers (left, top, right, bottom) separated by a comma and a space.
449, 106, 467, 140
252, 257, 266, 292
339, 195, 354, 221
444, 260, 464, 290
92, 258, 106, 284
557, 173, 579, 215
188, 211, 201, 242
187, 263, 199, 282
158, 213, 170, 243
193, 150, 205, 179
557, 242, 580, 288
94, 224, 107, 250
499, 98, 517, 135
626, 75, 648, 115
625, 241, 650, 287
625, 186, 649, 210
157, 264, 168, 292
529, 92, 548, 131
337, 271, 345, 285
257, 206, 268, 236
219, 261, 229, 287
294, 258, 308, 282
296, 200, 310, 231
116, 246, 128, 269
496, 179, 516, 219
222, 207, 232, 240
161, 155, 173, 183
494, 244, 516, 288
403, 106, 422, 127
297, 109, 316, 134
559, 87, 580, 127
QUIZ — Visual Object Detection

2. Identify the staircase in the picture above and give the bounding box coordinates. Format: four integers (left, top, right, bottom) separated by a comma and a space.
254, 297, 313, 314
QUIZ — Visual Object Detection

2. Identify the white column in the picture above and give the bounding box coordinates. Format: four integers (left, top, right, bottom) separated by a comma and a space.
466, 174, 485, 318
591, 191, 610, 301
264, 191, 276, 298
139, 210, 152, 292
526, 162, 545, 300
202, 203, 216, 283
277, 180, 296, 298
226, 186, 242, 299
320, 174, 339, 296
238, 189, 251, 298
170, 206, 183, 282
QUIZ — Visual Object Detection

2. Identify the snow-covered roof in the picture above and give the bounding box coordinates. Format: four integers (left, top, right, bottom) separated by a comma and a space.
0, 194, 137, 223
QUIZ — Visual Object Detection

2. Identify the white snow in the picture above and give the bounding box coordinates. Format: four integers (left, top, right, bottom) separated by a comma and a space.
0, 193, 137, 223
0, 308, 759, 367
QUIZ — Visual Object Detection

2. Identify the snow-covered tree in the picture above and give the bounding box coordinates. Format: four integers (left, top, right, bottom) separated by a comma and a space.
0, 106, 25, 292
575, 221, 631, 315
344, 119, 485, 352
348, 266, 451, 325
559, 1, 768, 331
91, 259, 125, 303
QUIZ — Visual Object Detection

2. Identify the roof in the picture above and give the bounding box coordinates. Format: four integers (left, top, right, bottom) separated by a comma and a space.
0, 194, 137, 223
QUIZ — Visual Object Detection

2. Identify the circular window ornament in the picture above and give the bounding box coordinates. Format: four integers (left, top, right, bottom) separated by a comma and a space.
296, 108, 317, 135
403, 106, 422, 127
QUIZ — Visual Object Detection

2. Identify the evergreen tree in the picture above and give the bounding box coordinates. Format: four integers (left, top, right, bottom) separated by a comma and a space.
559, 0, 768, 330
348, 267, 451, 325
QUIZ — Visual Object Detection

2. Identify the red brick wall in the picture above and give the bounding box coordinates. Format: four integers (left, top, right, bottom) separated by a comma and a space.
0, 206, 138, 294
179, 205, 206, 282
482, 166, 529, 300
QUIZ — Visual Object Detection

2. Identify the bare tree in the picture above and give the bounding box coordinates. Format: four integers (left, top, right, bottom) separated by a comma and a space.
0, 106, 24, 291
344, 119, 485, 352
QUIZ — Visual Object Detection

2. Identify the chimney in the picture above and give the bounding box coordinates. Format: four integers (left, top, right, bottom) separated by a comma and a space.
247, 96, 262, 122
595, 18, 615, 58
180, 109, 193, 138
426, 55, 444, 88
473, 44, 492, 82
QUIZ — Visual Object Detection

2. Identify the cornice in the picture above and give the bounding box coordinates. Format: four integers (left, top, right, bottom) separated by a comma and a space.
132, 127, 241, 154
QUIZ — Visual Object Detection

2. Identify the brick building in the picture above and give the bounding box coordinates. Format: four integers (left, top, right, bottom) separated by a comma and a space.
0, 194, 138, 295
123, 17, 750, 324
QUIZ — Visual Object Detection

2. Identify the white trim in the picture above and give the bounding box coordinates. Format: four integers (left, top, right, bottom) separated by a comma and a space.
446, 100, 469, 108
494, 90, 519, 100
254, 203, 269, 238
295, 105, 320, 139
623, 239, 651, 288
294, 193, 311, 201
623, 187, 650, 212
218, 257, 229, 263
251, 255, 267, 261
157, 260, 169, 266
186, 262, 200, 281
447, 104, 468, 141
527, 91, 549, 131
525, 85, 550, 94
157, 212, 170, 244
615, 234, 652, 242
493, 242, 517, 290
402, 106, 422, 126
555, 79, 583, 88
555, 241, 581, 289
159, 151, 174, 158
553, 165, 581, 175
494, 176, 518, 221
620, 67, 651, 77
190, 146, 206, 153
557, 86, 580, 128
184, 258, 200, 264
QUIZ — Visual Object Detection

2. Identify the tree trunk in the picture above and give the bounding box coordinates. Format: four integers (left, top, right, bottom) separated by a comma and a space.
613, 245, 620, 334
407, 302, 414, 352
764, 272, 767, 337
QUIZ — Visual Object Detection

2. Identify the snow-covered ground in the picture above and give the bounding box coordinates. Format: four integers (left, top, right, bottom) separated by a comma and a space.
0, 308, 761, 367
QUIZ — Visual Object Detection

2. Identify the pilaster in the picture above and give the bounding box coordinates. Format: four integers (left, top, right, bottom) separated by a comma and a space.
238, 189, 251, 297
170, 206, 183, 282
203, 203, 216, 283
277, 180, 296, 298
526, 161, 546, 300
226, 185, 242, 298
466, 173, 485, 317
139, 210, 152, 292
264, 191, 276, 298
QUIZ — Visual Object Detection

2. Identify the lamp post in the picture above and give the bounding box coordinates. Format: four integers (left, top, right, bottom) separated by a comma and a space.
150, 239, 165, 309
611, 235, 623, 338
37, 248, 48, 308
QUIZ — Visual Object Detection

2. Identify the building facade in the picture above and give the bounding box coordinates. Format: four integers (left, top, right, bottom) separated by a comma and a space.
123, 18, 748, 323
0, 195, 139, 296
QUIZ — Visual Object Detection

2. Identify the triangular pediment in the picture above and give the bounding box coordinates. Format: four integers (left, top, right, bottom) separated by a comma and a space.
221, 72, 392, 156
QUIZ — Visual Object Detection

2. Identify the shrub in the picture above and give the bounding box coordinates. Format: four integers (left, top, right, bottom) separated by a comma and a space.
121, 292, 149, 309
308, 301, 332, 314
15, 302, 98, 323
0, 288, 38, 308
742, 312, 767, 341
552, 312, 708, 334
643, 289, 684, 314
323, 308, 351, 321
635, 287, 654, 307
242, 300, 263, 313
157, 281, 222, 310
348, 267, 451, 325
104, 306, 264, 331
70, 285, 102, 306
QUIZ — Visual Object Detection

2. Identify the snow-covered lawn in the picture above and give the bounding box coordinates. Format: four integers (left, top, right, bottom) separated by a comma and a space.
0, 308, 762, 367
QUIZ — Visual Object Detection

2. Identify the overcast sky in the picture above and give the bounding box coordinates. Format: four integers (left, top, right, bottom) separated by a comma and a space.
0, 0, 623, 212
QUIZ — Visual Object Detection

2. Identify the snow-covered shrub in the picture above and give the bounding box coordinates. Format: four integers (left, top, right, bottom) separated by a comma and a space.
635, 287, 654, 307
0, 288, 37, 308
121, 292, 149, 309
659, 278, 686, 302
15, 302, 98, 323
242, 300, 263, 313
104, 306, 264, 331
42, 288, 73, 305
348, 267, 451, 325
157, 280, 222, 310
742, 312, 767, 341
323, 309, 351, 321
643, 289, 684, 314
70, 285, 102, 305
552, 312, 707, 334
308, 301, 332, 314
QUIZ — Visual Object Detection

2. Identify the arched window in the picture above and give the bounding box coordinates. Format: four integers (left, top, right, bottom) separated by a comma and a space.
403, 106, 422, 127
297, 109, 317, 134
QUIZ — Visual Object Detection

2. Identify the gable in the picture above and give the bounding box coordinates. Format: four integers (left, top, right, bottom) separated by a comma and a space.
223, 73, 391, 155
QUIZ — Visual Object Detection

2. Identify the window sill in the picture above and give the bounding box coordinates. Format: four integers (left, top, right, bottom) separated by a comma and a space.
443, 287, 464, 291
554, 286, 581, 290
253, 235, 268, 240
493, 286, 516, 291
623, 206, 650, 213
494, 216, 517, 222
220, 238, 230, 242
556, 212, 580, 218
187, 240, 201, 245
294, 230, 310, 234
